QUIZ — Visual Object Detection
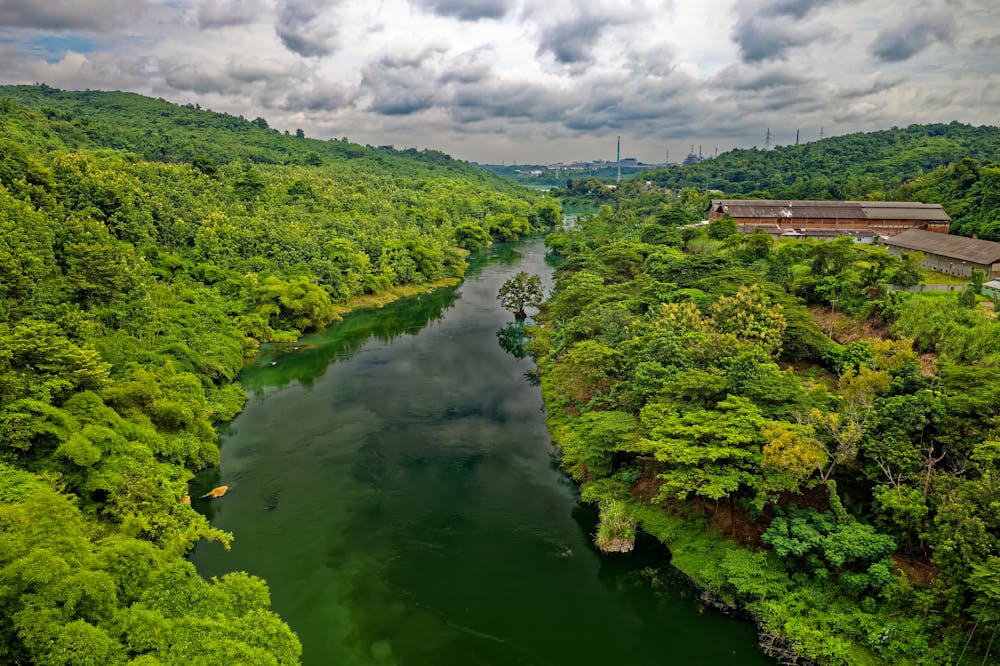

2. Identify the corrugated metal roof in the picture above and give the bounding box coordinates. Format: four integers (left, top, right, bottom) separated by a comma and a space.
883, 229, 1000, 265
711, 199, 950, 222
861, 202, 951, 221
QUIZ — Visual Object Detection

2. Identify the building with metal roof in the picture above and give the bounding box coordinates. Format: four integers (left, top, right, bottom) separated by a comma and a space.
882, 229, 1000, 278
708, 199, 951, 237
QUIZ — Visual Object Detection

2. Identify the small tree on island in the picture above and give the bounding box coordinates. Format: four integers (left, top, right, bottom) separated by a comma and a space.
498, 271, 544, 318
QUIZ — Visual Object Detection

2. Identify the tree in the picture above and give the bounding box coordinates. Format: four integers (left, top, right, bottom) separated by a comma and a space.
707, 213, 738, 239
497, 271, 543, 318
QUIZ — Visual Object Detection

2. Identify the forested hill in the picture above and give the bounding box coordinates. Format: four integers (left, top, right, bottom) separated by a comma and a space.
0, 84, 498, 182
0, 88, 554, 663
643, 122, 1000, 198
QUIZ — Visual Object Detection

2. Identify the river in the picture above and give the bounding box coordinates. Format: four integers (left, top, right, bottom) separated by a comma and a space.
191, 238, 772, 665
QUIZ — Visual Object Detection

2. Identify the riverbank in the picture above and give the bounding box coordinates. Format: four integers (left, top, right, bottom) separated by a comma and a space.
331, 277, 462, 319
193, 237, 771, 665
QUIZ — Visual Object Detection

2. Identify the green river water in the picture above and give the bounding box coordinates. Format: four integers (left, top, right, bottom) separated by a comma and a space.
191, 239, 773, 665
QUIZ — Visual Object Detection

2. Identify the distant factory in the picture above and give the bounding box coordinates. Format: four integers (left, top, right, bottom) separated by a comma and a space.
708, 199, 951, 242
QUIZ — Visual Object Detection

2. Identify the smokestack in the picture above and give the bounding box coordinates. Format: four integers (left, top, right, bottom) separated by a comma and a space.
616, 135, 621, 183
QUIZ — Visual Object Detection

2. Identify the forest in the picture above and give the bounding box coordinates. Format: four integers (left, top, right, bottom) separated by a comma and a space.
556, 122, 1000, 239
0, 86, 556, 664
532, 197, 1000, 664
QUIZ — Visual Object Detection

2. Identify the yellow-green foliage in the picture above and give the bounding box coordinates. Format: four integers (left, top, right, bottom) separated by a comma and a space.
594, 499, 636, 552
0, 88, 553, 664
535, 187, 1000, 663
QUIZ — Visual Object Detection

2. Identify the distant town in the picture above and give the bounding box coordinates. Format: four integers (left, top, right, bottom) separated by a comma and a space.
476, 147, 709, 187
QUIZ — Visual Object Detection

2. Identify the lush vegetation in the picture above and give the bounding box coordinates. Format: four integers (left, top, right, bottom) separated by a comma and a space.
0, 86, 555, 663
895, 157, 1000, 240
641, 122, 1000, 197
532, 199, 999, 664
553, 123, 1000, 238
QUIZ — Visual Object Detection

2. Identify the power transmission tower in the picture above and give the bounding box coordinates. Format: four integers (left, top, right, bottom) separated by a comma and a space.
765, 127, 771, 150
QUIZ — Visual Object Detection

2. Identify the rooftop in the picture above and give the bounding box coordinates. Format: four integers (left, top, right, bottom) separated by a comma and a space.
883, 229, 1000, 265
710, 199, 951, 222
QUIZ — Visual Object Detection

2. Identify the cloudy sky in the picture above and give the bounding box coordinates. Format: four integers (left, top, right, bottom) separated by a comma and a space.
0, 0, 996, 164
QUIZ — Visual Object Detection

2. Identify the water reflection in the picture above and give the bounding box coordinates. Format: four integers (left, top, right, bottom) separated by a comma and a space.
240, 284, 461, 396
495, 321, 529, 359
193, 238, 772, 666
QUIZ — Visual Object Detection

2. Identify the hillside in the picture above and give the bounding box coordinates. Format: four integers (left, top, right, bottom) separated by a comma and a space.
640, 123, 1000, 198
0, 84, 504, 183
534, 195, 1000, 664
0, 87, 555, 663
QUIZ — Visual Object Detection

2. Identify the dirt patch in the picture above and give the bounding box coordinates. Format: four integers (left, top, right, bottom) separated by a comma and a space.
919, 352, 940, 376
892, 554, 939, 586
631, 461, 663, 502
704, 497, 771, 548
808, 306, 891, 344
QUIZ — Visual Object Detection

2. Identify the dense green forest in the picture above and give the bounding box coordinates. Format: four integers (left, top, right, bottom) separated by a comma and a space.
532, 200, 999, 663
555, 123, 1000, 239
0, 86, 555, 663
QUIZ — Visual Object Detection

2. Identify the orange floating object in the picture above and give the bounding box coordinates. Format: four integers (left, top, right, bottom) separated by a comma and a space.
201, 485, 230, 499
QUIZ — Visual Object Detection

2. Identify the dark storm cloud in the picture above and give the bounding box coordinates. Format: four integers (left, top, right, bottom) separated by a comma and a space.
448, 78, 570, 123
195, 0, 265, 29
275, 0, 340, 57
869, 10, 956, 62
561, 71, 698, 131
0, 0, 147, 30
360, 49, 445, 115
536, 13, 608, 64
414, 0, 513, 21
731, 0, 842, 61
534, 2, 654, 66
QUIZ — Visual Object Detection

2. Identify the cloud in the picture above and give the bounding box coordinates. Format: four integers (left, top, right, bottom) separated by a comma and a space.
195, 0, 267, 29
869, 8, 957, 62
275, 0, 341, 57
712, 62, 813, 91
278, 86, 354, 112
161, 61, 243, 95
6, 50, 155, 90
226, 57, 303, 84
414, 0, 513, 21
0, 0, 148, 31
360, 47, 447, 115
0, 0, 997, 164
533, 1, 657, 66
730, 0, 843, 61
972, 34, 1000, 49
